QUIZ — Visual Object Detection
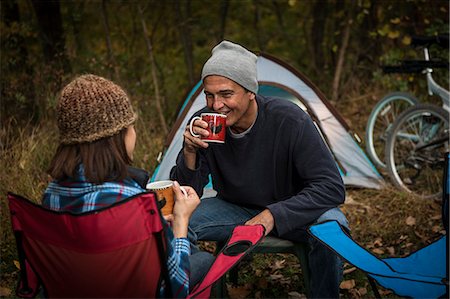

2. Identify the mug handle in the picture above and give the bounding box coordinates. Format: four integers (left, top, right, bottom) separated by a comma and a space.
189, 116, 202, 138
179, 186, 188, 199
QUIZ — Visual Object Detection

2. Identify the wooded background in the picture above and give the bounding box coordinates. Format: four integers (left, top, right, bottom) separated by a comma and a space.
1, 2, 448, 297
2, 0, 448, 133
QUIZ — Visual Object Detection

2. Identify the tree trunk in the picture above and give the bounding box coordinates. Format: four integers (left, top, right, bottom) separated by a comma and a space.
101, 0, 121, 81
1, 0, 37, 125
174, 0, 195, 86
271, 0, 285, 31
253, 0, 264, 51
218, 0, 229, 41
310, 0, 328, 71
138, 4, 168, 135
67, 1, 85, 57
331, 17, 352, 102
358, 1, 380, 65
31, 0, 71, 84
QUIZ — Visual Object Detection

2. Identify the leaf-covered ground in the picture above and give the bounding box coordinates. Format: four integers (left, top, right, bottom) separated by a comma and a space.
1, 185, 444, 298
200, 187, 445, 299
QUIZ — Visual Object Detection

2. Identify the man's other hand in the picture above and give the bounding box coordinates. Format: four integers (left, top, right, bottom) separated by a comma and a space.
245, 209, 274, 236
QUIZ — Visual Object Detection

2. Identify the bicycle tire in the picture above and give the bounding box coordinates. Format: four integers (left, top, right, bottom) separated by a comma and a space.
385, 104, 449, 199
365, 92, 418, 169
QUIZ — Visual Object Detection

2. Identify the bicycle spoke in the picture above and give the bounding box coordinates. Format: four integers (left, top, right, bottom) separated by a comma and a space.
366, 93, 418, 169
386, 104, 448, 199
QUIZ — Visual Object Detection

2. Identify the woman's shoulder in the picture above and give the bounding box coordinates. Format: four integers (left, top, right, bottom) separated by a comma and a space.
127, 166, 150, 188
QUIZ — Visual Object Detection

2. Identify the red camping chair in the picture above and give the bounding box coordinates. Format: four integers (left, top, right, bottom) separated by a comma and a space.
7, 192, 265, 298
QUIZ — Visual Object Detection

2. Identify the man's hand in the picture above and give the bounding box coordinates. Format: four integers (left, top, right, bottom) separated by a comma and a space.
183, 119, 210, 152
245, 209, 274, 236
183, 119, 210, 169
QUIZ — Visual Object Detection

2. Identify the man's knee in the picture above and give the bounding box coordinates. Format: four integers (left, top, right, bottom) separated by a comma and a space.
316, 207, 349, 230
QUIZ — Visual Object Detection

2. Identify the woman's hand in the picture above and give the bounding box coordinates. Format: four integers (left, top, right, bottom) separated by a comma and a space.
171, 181, 200, 238
163, 214, 173, 226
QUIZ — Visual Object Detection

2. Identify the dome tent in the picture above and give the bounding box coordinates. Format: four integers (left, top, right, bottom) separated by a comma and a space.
151, 54, 384, 194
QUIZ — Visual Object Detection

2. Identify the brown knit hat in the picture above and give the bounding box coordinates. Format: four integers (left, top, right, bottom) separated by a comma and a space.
57, 74, 137, 144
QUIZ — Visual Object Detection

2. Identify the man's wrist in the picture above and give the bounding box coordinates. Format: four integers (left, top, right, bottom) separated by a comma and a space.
183, 148, 197, 170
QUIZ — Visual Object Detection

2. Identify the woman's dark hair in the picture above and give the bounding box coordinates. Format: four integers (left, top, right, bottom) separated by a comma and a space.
48, 128, 132, 184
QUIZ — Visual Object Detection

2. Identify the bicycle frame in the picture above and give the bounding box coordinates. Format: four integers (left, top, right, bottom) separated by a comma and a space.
423, 47, 450, 111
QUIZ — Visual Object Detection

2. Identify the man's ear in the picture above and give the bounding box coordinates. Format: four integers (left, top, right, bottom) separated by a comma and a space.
249, 92, 256, 100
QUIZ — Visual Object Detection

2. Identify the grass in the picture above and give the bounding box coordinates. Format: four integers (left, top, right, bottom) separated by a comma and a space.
0, 86, 446, 298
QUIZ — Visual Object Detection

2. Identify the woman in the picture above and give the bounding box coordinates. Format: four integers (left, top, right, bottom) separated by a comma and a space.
42, 74, 213, 298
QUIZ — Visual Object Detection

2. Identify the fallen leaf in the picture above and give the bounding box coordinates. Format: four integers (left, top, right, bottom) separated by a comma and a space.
14, 260, 21, 270
0, 287, 11, 297
414, 231, 427, 242
344, 196, 371, 210
406, 216, 416, 226
379, 289, 393, 296
288, 291, 306, 299
343, 267, 357, 275
387, 246, 395, 256
227, 284, 252, 299
373, 238, 383, 247
348, 288, 361, 298
269, 274, 283, 281
257, 277, 268, 289
340, 279, 356, 290
432, 225, 442, 233
431, 214, 442, 220
271, 259, 286, 270
372, 248, 384, 255
358, 287, 367, 295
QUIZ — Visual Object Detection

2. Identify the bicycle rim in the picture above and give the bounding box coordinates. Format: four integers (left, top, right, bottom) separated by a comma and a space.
385, 104, 449, 199
365, 93, 418, 169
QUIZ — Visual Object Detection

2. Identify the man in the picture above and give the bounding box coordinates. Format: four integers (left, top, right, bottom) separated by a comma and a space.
171, 40, 348, 298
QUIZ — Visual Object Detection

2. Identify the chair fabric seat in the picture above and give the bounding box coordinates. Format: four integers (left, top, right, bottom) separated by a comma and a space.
8, 192, 266, 299
309, 220, 447, 299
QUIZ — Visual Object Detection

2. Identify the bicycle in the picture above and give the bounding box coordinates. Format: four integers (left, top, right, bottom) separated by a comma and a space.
365, 35, 448, 170
383, 35, 449, 199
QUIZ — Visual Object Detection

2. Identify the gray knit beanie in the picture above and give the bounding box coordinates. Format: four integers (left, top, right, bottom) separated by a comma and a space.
57, 74, 137, 144
201, 40, 258, 94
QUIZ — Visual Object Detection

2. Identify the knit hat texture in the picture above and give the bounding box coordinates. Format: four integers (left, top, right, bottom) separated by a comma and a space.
57, 74, 137, 144
201, 40, 258, 94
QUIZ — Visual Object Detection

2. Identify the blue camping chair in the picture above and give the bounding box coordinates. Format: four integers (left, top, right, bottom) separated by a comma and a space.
308, 153, 449, 299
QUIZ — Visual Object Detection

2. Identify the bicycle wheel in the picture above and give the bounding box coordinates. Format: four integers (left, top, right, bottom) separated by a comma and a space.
385, 104, 449, 199
365, 92, 418, 169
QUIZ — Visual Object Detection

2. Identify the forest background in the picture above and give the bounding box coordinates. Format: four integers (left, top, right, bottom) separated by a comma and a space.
1, 0, 449, 298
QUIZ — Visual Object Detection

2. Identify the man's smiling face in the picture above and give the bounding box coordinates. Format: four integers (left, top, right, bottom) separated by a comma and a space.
203, 75, 257, 134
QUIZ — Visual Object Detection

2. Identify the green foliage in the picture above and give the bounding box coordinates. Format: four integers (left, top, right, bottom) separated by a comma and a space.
2, 0, 448, 127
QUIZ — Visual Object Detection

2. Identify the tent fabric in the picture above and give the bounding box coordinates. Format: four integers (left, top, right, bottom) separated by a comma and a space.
152, 54, 384, 192
308, 220, 447, 298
